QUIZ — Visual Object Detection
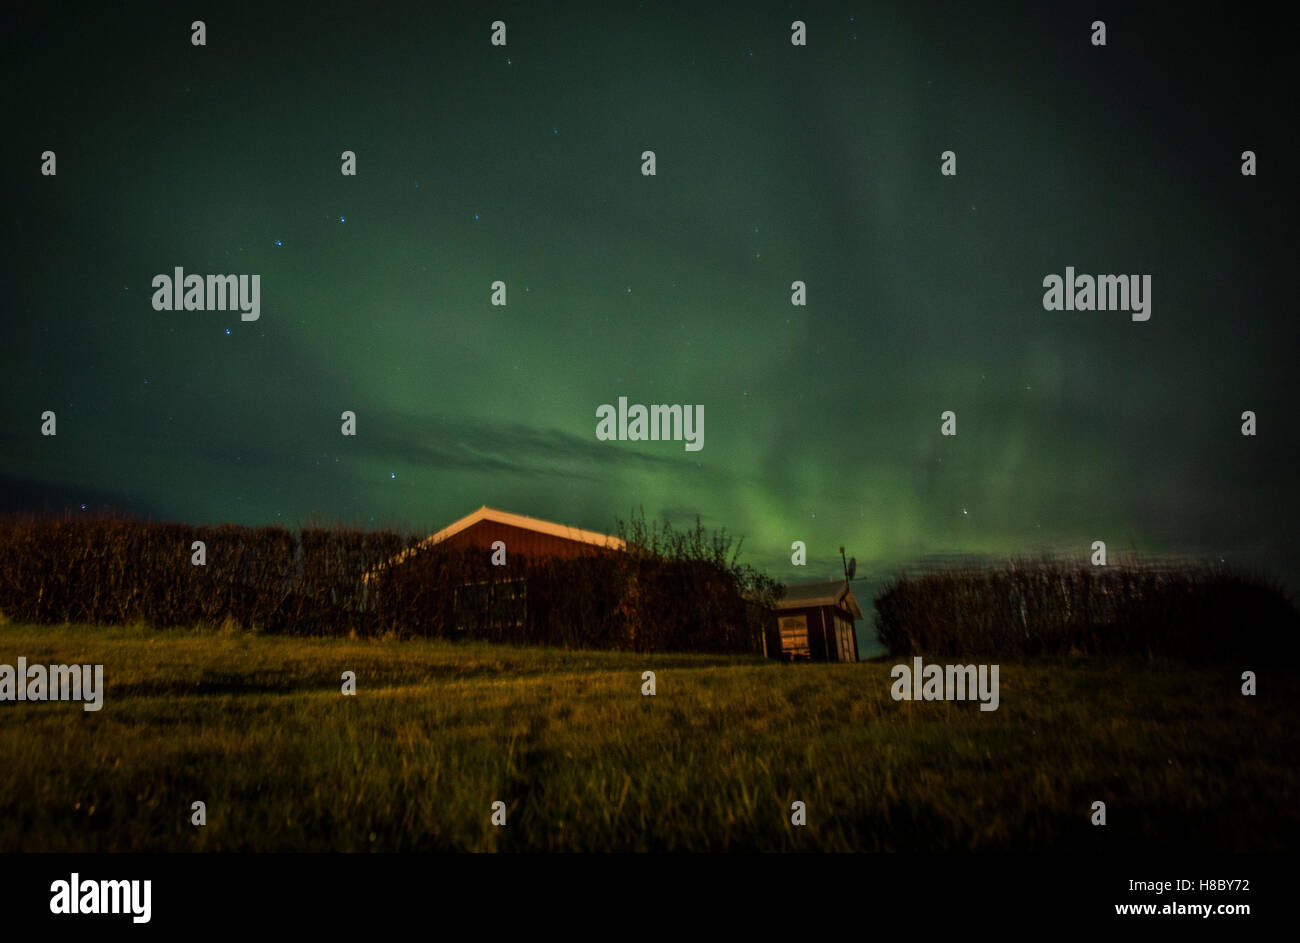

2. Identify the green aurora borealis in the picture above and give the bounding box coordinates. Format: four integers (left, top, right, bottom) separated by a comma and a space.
3, 2, 1296, 618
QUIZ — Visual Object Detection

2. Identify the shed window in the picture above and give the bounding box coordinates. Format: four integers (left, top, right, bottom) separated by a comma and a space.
779, 614, 810, 658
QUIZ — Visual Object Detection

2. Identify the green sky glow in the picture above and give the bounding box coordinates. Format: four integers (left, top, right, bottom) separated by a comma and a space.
4, 2, 1295, 620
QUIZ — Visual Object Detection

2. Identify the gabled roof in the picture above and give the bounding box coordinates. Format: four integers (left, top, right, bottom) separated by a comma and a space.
774, 579, 864, 619
420, 506, 626, 552
363, 506, 624, 581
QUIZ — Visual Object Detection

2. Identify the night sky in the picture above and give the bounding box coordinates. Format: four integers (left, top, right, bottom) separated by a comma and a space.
3, 2, 1296, 633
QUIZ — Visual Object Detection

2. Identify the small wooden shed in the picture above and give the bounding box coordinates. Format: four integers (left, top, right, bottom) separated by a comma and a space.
766, 579, 862, 662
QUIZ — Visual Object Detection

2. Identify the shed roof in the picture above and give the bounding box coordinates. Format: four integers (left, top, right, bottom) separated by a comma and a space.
774, 579, 864, 619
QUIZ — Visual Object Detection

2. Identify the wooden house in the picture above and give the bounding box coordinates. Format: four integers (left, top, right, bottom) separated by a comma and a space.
363, 506, 625, 633
766, 579, 862, 662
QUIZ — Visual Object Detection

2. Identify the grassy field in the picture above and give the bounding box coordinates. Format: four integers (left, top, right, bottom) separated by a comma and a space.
1, 622, 1296, 852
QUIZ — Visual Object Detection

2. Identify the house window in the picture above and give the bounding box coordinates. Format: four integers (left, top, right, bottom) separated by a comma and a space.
779, 614, 810, 659
454, 579, 527, 632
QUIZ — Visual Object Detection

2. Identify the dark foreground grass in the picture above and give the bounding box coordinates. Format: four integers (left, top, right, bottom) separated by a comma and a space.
1, 622, 1296, 852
